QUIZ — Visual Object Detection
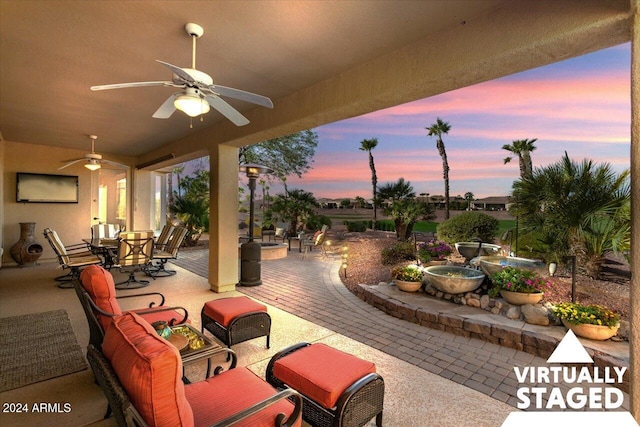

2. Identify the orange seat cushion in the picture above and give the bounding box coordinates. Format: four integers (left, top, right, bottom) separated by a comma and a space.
203, 297, 267, 327
102, 312, 194, 427
272, 344, 376, 409
185, 367, 301, 427
80, 265, 122, 331
133, 307, 187, 326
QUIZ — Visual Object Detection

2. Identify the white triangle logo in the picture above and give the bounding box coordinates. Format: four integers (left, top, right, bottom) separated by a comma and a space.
546, 329, 594, 364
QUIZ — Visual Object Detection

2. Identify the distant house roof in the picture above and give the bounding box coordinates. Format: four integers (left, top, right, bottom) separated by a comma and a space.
474, 196, 510, 204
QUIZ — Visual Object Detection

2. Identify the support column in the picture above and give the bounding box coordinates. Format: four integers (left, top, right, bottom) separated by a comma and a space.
631, 0, 639, 421
209, 144, 239, 292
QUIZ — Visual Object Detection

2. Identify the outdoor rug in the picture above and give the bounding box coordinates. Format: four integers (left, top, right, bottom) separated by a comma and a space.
0, 309, 87, 393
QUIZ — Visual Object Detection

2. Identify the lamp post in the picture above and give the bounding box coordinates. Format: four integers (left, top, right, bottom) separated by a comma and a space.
238, 164, 273, 286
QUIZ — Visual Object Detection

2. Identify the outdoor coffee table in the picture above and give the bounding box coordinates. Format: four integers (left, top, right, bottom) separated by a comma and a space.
287, 235, 307, 252
170, 323, 236, 378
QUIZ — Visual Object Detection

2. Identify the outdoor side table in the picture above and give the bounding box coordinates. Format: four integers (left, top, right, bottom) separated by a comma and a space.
170, 323, 236, 379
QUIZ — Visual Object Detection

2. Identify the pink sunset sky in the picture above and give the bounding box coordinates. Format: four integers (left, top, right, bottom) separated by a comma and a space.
279, 42, 631, 200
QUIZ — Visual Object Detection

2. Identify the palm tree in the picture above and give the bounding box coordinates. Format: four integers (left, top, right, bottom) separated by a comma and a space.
359, 138, 379, 229
426, 118, 452, 219
464, 192, 475, 210
511, 152, 630, 278
502, 138, 537, 178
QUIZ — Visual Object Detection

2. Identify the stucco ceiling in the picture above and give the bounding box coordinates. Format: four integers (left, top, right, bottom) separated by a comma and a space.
0, 0, 631, 165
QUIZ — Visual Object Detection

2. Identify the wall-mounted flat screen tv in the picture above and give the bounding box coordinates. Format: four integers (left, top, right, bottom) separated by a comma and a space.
16, 173, 79, 203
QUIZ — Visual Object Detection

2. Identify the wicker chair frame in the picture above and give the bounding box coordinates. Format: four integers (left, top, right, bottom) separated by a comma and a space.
87, 343, 303, 427
73, 279, 188, 349
201, 308, 271, 350
266, 342, 385, 427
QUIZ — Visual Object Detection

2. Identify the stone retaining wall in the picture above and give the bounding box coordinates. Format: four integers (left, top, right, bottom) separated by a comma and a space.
353, 283, 630, 393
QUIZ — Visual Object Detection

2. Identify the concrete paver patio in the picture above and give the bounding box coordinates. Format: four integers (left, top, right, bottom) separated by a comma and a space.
174, 246, 631, 411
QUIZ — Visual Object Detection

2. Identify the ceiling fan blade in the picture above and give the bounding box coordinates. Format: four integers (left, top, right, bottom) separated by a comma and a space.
100, 159, 129, 169
156, 60, 196, 84
60, 157, 85, 163
58, 159, 83, 170
207, 85, 273, 109
152, 93, 178, 119
90, 81, 176, 91
205, 95, 250, 126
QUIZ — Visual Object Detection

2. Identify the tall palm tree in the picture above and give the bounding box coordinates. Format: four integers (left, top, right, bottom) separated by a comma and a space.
426, 118, 452, 219
502, 138, 537, 178
359, 138, 379, 228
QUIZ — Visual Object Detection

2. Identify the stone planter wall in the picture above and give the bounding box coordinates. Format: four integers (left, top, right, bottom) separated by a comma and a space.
353, 283, 630, 393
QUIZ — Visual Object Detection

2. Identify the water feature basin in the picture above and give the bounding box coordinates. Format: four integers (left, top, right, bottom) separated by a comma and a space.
474, 256, 547, 277
455, 242, 501, 262
423, 265, 485, 294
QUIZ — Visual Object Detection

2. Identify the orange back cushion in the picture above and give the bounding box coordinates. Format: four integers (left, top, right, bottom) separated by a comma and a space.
102, 312, 194, 427
80, 265, 122, 331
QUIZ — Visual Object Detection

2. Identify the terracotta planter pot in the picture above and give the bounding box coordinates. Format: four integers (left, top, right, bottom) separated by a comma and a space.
500, 290, 544, 306
422, 260, 448, 267
394, 279, 423, 293
562, 320, 619, 341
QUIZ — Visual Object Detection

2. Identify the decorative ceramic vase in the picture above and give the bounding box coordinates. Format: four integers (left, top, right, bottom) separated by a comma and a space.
562, 320, 619, 341
500, 289, 544, 306
9, 222, 44, 266
394, 279, 423, 292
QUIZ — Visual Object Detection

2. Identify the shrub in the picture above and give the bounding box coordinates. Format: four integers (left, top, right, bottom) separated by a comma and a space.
307, 214, 332, 231
437, 212, 499, 244
344, 220, 367, 232
381, 241, 415, 265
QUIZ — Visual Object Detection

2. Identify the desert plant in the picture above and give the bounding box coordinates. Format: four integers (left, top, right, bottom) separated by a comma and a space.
267, 189, 319, 235
344, 221, 368, 232
381, 241, 416, 265
437, 211, 498, 244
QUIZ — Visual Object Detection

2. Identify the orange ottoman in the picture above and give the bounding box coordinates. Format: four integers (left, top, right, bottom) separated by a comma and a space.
201, 296, 271, 351
266, 342, 384, 427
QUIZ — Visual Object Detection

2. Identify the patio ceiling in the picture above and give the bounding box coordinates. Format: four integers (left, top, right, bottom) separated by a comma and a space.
0, 0, 631, 167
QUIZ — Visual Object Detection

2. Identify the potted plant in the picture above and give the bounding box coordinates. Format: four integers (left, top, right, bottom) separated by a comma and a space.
488, 266, 550, 305
417, 240, 452, 266
391, 265, 424, 292
551, 302, 620, 340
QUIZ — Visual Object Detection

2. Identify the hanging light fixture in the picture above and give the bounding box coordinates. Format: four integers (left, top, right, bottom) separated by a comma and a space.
174, 92, 210, 117
84, 159, 101, 171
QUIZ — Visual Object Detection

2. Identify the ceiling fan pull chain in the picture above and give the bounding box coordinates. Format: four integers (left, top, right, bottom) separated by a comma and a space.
189, 118, 193, 129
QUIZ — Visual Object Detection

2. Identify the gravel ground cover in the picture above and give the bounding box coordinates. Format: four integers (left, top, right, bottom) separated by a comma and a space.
337, 230, 630, 321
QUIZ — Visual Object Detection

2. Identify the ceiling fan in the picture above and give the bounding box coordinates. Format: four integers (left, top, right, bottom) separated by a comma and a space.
90, 23, 273, 126
59, 135, 128, 171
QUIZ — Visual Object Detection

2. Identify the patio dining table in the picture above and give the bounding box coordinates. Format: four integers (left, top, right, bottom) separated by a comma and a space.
83, 237, 119, 269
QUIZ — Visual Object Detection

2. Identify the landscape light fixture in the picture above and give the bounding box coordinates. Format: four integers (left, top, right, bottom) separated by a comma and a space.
238, 163, 274, 286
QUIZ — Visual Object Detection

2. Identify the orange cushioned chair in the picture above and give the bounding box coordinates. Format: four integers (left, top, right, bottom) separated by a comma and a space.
77, 264, 188, 348
267, 342, 384, 427
97, 312, 302, 427
201, 296, 271, 352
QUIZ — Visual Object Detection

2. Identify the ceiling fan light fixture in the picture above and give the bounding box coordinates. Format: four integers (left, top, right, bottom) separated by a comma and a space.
85, 159, 101, 171
174, 94, 210, 117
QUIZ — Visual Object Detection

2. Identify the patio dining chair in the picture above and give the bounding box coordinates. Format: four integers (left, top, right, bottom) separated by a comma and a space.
91, 223, 122, 240
43, 227, 102, 289
113, 230, 155, 289
154, 224, 175, 252
148, 226, 189, 277
301, 225, 328, 259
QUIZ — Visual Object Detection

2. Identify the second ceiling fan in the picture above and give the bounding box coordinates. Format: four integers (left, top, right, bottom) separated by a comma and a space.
91, 23, 273, 126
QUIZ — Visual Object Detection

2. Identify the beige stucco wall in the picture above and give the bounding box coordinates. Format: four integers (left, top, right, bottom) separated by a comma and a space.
0, 140, 143, 266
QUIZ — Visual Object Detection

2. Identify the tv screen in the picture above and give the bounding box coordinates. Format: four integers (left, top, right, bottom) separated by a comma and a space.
16, 173, 79, 203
